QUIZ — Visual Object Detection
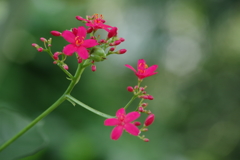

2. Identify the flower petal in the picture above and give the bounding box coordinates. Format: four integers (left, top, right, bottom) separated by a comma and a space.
111, 126, 124, 140
137, 59, 146, 67
77, 26, 87, 39
125, 64, 136, 72
125, 111, 140, 123
104, 118, 119, 126
116, 108, 126, 118
62, 30, 76, 44
145, 65, 158, 75
124, 123, 140, 136
82, 39, 98, 48
63, 44, 77, 56
76, 47, 89, 59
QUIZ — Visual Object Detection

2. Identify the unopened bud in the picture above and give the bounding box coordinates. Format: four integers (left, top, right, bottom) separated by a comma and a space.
141, 128, 148, 132
144, 114, 155, 126
91, 65, 96, 72
63, 64, 69, 70
118, 49, 127, 54
40, 37, 47, 42
53, 52, 60, 60
114, 40, 121, 45
138, 107, 144, 112
127, 86, 134, 92
119, 37, 125, 42
148, 95, 154, 100
142, 103, 148, 107
134, 121, 141, 126
50, 31, 62, 36
32, 43, 38, 48
140, 87, 145, 91
76, 16, 85, 21
87, 27, 93, 33
37, 48, 43, 52
99, 39, 106, 43
143, 138, 150, 142
109, 47, 115, 51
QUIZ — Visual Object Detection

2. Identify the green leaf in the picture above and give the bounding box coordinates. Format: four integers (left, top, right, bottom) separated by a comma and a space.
0, 107, 47, 160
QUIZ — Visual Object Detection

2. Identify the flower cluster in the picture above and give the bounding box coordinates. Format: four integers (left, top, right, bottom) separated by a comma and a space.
31, 13, 158, 142
105, 59, 158, 142
32, 13, 127, 71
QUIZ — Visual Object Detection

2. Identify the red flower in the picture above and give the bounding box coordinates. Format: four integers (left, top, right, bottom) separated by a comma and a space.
104, 108, 140, 140
125, 59, 158, 79
85, 14, 113, 32
62, 26, 98, 59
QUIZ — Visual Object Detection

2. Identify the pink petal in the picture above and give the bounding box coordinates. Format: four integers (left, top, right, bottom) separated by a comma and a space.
77, 26, 87, 38
111, 125, 124, 140
125, 112, 140, 123
76, 47, 89, 59
62, 30, 76, 44
104, 118, 119, 126
82, 39, 98, 48
63, 44, 77, 56
137, 59, 146, 66
125, 64, 136, 72
145, 65, 158, 75
116, 108, 126, 118
124, 123, 140, 136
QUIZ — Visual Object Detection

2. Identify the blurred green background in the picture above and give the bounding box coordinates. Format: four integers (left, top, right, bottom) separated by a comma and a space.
0, 0, 240, 159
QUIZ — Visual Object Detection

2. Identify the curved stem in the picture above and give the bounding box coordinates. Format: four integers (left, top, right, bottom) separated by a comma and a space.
66, 95, 114, 119
0, 62, 85, 152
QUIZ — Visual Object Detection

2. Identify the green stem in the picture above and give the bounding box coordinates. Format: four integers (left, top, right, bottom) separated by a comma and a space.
0, 95, 66, 152
0, 62, 85, 152
124, 95, 137, 110
66, 95, 114, 119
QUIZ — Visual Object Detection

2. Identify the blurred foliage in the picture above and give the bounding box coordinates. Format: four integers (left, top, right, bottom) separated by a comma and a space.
0, 0, 240, 159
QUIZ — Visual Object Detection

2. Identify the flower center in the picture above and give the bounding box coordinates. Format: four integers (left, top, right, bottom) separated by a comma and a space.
75, 36, 84, 46
138, 62, 148, 74
119, 114, 125, 125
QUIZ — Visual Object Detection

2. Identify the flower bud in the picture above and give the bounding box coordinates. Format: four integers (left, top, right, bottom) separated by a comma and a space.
107, 27, 118, 39
76, 16, 85, 21
40, 37, 47, 42
143, 138, 150, 142
114, 40, 121, 45
32, 43, 38, 48
134, 121, 141, 126
63, 64, 69, 70
142, 103, 148, 107
141, 128, 148, 132
127, 86, 134, 92
91, 65, 96, 72
118, 49, 127, 54
87, 27, 93, 33
148, 95, 154, 100
109, 47, 115, 51
50, 31, 62, 36
90, 47, 107, 62
140, 87, 145, 91
53, 52, 60, 60
119, 37, 125, 42
37, 48, 43, 52
99, 39, 106, 43
138, 107, 144, 112
144, 114, 155, 126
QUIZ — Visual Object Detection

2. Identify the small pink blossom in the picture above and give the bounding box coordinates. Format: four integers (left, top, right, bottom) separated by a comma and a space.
125, 59, 158, 80
104, 108, 140, 140
85, 14, 113, 32
108, 27, 118, 38
62, 26, 98, 59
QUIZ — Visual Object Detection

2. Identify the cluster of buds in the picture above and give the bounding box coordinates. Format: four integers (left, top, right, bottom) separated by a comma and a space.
32, 13, 127, 72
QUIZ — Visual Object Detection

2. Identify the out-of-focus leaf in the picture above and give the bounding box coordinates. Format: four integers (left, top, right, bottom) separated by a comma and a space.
0, 107, 47, 160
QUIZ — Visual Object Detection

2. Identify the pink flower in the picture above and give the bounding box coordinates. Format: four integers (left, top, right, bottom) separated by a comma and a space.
62, 26, 98, 59
86, 14, 113, 32
125, 59, 158, 79
104, 108, 140, 140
